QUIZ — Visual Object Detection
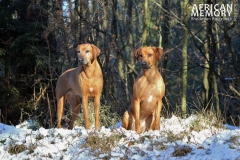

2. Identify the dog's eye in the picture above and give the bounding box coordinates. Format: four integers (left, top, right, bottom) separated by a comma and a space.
148, 54, 153, 57
139, 54, 142, 57
86, 50, 90, 53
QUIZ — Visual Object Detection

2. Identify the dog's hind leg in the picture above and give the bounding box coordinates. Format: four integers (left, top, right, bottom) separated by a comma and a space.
122, 109, 134, 130
68, 95, 81, 129
57, 96, 65, 128
146, 114, 155, 131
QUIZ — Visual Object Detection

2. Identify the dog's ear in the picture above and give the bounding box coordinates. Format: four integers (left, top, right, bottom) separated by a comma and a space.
75, 45, 80, 53
91, 44, 101, 59
133, 48, 140, 61
152, 47, 163, 61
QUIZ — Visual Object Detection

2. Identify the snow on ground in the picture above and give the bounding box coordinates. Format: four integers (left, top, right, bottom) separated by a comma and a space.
0, 115, 240, 160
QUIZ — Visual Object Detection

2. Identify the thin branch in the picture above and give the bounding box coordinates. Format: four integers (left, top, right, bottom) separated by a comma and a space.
229, 85, 240, 98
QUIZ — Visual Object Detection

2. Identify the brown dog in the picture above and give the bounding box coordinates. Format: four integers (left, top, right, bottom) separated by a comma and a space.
122, 47, 165, 134
55, 43, 103, 130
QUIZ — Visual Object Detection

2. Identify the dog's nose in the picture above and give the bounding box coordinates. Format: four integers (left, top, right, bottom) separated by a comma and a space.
79, 57, 83, 63
141, 61, 147, 66
78, 58, 84, 65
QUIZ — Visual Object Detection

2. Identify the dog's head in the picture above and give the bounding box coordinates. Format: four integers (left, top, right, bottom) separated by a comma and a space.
133, 47, 163, 69
76, 44, 101, 65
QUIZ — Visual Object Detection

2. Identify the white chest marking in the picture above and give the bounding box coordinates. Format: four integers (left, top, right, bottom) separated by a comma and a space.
90, 87, 93, 92
148, 95, 153, 102
157, 83, 162, 92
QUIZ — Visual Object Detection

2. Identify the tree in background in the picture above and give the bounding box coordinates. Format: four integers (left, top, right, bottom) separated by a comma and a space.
180, 0, 189, 117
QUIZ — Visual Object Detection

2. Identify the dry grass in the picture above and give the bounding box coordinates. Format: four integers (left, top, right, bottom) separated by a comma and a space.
172, 146, 192, 157
28, 144, 37, 154
153, 141, 168, 151
81, 131, 121, 157
229, 135, 240, 150
165, 130, 187, 142
188, 112, 225, 132
8, 141, 38, 155
73, 102, 121, 128
8, 143, 26, 155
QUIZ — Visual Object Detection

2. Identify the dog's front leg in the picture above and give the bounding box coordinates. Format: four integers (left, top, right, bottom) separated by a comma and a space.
133, 99, 141, 134
94, 95, 100, 130
153, 99, 163, 130
82, 96, 90, 129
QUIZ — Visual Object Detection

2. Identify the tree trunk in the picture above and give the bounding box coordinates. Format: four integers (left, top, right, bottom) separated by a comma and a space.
181, 0, 189, 117
92, 0, 99, 44
126, 0, 135, 95
213, 22, 220, 117
202, 42, 210, 109
74, 0, 80, 43
161, 0, 170, 75
202, 0, 214, 111
102, 0, 114, 104
142, 0, 148, 45
79, 0, 89, 43
158, 0, 163, 48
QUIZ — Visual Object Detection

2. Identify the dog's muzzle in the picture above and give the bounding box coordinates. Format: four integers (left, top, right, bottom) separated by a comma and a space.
78, 57, 88, 65
78, 58, 83, 65
141, 61, 151, 69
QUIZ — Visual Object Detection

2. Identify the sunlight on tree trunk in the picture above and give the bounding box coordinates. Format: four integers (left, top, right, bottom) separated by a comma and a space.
202, 42, 210, 109
158, 0, 163, 48
181, 0, 189, 117
213, 74, 220, 117
142, 0, 148, 45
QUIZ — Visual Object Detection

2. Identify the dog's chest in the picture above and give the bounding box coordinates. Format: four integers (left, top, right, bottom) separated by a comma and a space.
80, 78, 98, 97
89, 87, 94, 92
85, 85, 96, 97
137, 81, 162, 96
135, 78, 163, 105
140, 88, 158, 104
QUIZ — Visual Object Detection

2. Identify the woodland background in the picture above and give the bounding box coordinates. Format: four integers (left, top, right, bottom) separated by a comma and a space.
0, 0, 239, 128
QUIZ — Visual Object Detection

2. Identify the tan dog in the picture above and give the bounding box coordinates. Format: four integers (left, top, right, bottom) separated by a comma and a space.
122, 47, 165, 133
55, 43, 103, 130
